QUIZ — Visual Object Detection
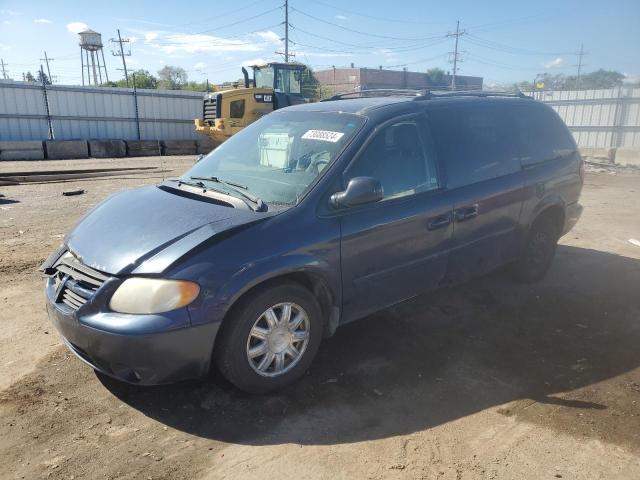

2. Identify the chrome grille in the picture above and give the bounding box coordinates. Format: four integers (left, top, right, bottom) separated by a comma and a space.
203, 96, 217, 124
53, 253, 108, 310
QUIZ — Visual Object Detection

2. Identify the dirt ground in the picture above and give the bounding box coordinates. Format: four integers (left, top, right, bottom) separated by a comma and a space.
1, 156, 639, 480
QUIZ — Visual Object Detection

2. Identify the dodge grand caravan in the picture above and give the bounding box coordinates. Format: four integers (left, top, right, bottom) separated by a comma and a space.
42, 91, 583, 393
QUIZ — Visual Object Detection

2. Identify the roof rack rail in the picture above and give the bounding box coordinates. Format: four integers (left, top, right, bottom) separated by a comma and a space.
414, 89, 530, 101
322, 88, 532, 102
322, 89, 428, 101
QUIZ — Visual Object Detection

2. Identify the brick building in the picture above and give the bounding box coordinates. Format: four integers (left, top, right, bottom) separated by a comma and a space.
314, 67, 483, 94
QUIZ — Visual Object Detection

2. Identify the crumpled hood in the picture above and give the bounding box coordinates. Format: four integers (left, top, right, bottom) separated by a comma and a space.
64, 185, 265, 275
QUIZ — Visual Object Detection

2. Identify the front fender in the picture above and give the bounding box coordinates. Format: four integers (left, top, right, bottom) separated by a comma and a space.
188, 253, 340, 327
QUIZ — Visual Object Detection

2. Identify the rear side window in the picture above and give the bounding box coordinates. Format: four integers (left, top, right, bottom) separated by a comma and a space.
429, 104, 520, 188
513, 104, 576, 165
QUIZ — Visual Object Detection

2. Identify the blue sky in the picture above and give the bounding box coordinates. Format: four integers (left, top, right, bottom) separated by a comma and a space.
0, 0, 638, 86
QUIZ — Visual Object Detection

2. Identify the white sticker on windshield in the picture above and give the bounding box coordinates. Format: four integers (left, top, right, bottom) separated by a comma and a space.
302, 129, 345, 143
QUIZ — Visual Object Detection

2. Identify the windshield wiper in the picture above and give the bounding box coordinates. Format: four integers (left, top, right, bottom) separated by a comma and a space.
189, 176, 267, 212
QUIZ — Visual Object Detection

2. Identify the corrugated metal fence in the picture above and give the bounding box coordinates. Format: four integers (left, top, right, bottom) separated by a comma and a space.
0, 80, 204, 141
1, 80, 639, 148
534, 87, 640, 148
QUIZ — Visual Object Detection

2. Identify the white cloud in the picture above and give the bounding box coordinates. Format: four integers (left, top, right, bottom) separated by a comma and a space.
0, 9, 20, 17
144, 32, 159, 42
0, 43, 12, 51
144, 32, 266, 55
252, 30, 282, 44
543, 57, 564, 69
194, 61, 206, 70
241, 58, 269, 67
2, 20, 10, 25
66, 22, 89, 33
34, 18, 52, 24
335, 14, 347, 20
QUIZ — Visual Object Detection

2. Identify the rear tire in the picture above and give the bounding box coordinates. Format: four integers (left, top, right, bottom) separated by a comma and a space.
511, 216, 560, 283
214, 281, 323, 394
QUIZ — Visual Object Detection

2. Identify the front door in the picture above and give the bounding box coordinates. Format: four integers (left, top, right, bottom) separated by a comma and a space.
338, 116, 453, 323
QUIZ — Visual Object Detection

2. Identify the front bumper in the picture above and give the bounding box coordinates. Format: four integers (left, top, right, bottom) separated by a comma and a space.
45, 277, 219, 385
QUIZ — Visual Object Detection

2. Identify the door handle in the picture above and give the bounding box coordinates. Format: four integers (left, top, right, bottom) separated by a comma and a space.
454, 204, 479, 222
427, 213, 452, 230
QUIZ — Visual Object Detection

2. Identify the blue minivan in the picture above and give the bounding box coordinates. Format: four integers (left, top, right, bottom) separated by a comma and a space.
42, 91, 583, 393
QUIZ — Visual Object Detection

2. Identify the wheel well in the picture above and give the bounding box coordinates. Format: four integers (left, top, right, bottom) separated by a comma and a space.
532, 205, 565, 238
218, 272, 336, 342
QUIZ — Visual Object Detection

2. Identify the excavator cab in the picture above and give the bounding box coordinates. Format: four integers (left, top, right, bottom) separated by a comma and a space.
194, 62, 308, 144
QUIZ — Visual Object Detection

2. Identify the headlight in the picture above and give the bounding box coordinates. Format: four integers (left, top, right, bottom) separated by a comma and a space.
109, 278, 200, 314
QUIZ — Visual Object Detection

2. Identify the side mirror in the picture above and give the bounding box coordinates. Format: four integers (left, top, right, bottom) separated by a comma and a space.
194, 154, 204, 164
330, 176, 384, 209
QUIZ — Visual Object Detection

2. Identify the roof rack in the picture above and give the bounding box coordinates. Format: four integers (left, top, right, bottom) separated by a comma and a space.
322, 89, 427, 101
322, 89, 531, 102
416, 90, 530, 101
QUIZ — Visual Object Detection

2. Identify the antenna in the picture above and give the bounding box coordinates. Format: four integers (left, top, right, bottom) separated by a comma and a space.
110, 29, 131, 86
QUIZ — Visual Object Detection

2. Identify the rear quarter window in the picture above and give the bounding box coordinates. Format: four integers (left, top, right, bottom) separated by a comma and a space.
513, 103, 576, 165
428, 103, 521, 188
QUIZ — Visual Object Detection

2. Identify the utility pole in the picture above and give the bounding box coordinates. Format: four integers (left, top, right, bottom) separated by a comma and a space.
40, 64, 54, 140
40, 51, 53, 83
110, 29, 131, 86
447, 20, 465, 90
576, 43, 587, 90
284, 0, 289, 63
0, 58, 7, 79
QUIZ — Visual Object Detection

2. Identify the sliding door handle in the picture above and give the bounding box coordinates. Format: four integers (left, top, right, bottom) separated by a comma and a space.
427, 213, 452, 230
454, 204, 479, 222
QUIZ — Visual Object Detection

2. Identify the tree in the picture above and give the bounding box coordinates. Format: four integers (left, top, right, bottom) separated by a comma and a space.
301, 66, 321, 101
36, 70, 51, 85
101, 69, 158, 89
524, 70, 628, 91
183, 81, 212, 92
24, 71, 36, 82
425, 67, 446, 87
157, 66, 188, 90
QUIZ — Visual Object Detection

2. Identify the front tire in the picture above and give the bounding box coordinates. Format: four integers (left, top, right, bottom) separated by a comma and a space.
511, 216, 560, 283
214, 281, 323, 394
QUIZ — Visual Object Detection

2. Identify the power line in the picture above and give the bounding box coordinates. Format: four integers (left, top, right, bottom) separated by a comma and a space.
465, 33, 574, 56
447, 20, 466, 89
291, 6, 444, 41
111, 29, 131, 86
310, 0, 449, 25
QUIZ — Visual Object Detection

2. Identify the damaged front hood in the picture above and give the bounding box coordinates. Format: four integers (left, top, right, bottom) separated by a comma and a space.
61, 185, 268, 275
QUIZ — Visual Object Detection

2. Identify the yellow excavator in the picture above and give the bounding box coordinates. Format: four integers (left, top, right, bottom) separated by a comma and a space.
194, 62, 308, 144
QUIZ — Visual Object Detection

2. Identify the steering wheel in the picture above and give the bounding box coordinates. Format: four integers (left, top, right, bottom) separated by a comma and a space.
306, 157, 330, 174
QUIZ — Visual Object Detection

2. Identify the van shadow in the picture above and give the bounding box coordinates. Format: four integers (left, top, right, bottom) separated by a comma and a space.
0, 194, 19, 205
101, 245, 640, 446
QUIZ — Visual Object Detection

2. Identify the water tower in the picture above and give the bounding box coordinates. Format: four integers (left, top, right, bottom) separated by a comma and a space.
79, 29, 109, 86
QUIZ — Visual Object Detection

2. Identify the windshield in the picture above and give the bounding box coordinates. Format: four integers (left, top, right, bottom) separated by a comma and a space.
276, 68, 302, 94
254, 67, 274, 89
185, 110, 365, 206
